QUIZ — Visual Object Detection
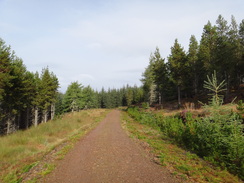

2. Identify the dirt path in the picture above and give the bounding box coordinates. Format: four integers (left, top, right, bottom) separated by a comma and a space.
43, 110, 179, 183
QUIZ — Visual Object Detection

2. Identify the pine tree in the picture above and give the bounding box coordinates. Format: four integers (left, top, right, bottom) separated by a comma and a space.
187, 35, 205, 96
141, 53, 155, 104
55, 92, 64, 115
168, 39, 187, 107
125, 86, 133, 106
0, 38, 12, 126
239, 19, 244, 85
141, 47, 169, 105
63, 81, 83, 112
82, 85, 97, 109
198, 21, 218, 75
151, 47, 169, 104
227, 16, 242, 89
39, 68, 59, 122
215, 15, 231, 95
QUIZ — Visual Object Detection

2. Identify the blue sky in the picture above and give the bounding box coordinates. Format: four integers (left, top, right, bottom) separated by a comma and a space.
0, 0, 243, 92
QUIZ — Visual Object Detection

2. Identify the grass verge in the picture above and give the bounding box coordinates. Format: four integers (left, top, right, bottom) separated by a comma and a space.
122, 111, 242, 183
0, 109, 109, 183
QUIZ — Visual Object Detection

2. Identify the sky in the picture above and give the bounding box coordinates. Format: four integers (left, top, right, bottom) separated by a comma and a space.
0, 0, 243, 92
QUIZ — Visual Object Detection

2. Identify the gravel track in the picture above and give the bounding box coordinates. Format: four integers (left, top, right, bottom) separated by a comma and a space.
43, 110, 179, 183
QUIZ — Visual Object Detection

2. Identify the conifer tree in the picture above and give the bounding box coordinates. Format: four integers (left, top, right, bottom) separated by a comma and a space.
227, 16, 242, 89
215, 15, 231, 94
187, 35, 205, 95
63, 81, 83, 112
82, 85, 97, 109
151, 47, 168, 104
168, 39, 187, 107
198, 21, 217, 75
0, 38, 12, 125
239, 19, 244, 85
141, 47, 169, 105
39, 68, 59, 122
141, 53, 155, 104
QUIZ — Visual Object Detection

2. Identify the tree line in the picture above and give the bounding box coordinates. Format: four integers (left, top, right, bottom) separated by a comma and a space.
1, 14, 243, 134
55, 82, 144, 114
142, 15, 244, 106
0, 38, 59, 135
0, 37, 144, 135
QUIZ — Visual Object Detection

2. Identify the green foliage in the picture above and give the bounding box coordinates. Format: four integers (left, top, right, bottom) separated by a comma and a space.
140, 15, 244, 107
204, 71, 226, 107
22, 162, 39, 173
123, 112, 241, 182
39, 163, 55, 176
62, 81, 84, 112
94, 85, 144, 109
237, 100, 244, 112
82, 85, 98, 109
141, 102, 149, 109
0, 109, 108, 182
168, 39, 188, 87
0, 37, 60, 134
141, 47, 170, 104
168, 39, 188, 106
39, 67, 59, 110
127, 107, 244, 180
236, 100, 244, 121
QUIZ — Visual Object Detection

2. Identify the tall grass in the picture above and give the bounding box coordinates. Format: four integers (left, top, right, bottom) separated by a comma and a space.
0, 109, 108, 181
127, 106, 244, 180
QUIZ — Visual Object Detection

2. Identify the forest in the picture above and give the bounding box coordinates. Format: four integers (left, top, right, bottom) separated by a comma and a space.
0, 15, 244, 135
0, 38, 59, 134
142, 15, 244, 106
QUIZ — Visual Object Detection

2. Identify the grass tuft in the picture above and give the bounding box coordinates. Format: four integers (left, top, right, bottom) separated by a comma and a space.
0, 109, 109, 183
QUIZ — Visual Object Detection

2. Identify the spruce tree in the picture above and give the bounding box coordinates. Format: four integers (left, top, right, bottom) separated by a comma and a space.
198, 21, 217, 75
227, 16, 242, 89
168, 39, 187, 107
151, 47, 168, 104
187, 35, 205, 96
39, 68, 59, 122
239, 20, 244, 85
82, 85, 96, 109
63, 81, 83, 112
215, 15, 231, 95
141, 53, 155, 104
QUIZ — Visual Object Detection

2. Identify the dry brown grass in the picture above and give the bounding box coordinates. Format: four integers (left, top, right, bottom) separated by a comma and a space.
0, 109, 109, 183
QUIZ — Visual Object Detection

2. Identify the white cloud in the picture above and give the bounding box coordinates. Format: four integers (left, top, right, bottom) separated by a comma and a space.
0, 0, 243, 92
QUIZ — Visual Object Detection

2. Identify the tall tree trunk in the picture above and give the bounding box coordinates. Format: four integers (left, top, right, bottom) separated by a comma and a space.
149, 84, 156, 105
43, 110, 47, 123
51, 104, 55, 120
6, 117, 11, 135
177, 85, 181, 108
158, 93, 161, 105
34, 107, 38, 127
17, 114, 20, 130
6, 114, 16, 135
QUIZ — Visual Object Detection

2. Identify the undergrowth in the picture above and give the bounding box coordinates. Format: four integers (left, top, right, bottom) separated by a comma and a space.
126, 106, 244, 181
123, 109, 242, 182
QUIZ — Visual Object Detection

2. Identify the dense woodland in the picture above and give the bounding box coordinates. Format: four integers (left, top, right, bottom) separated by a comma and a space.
1, 15, 244, 135
142, 15, 244, 106
0, 39, 59, 135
